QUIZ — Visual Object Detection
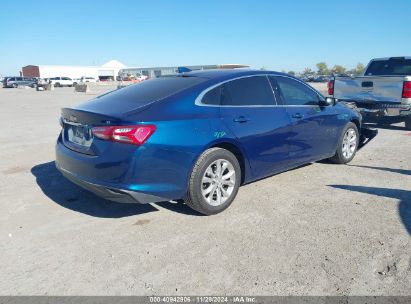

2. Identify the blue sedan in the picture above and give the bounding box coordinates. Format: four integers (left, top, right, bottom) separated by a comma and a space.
56, 69, 375, 215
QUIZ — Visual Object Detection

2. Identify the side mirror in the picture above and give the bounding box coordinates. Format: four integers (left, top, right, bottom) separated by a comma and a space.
321, 97, 335, 106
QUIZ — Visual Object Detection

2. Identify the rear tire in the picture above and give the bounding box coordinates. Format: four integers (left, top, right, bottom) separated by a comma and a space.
329, 122, 359, 164
184, 148, 241, 215
405, 116, 411, 130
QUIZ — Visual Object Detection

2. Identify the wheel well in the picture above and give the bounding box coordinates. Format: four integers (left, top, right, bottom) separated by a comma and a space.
351, 118, 360, 131
211, 142, 246, 184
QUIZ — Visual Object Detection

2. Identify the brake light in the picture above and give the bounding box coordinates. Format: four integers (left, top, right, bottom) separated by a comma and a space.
92, 125, 156, 145
402, 81, 411, 98
327, 80, 334, 96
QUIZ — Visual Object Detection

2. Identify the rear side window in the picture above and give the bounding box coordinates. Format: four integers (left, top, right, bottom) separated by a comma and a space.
365, 59, 411, 76
222, 76, 275, 106
96, 76, 206, 106
201, 86, 221, 105
274, 77, 319, 106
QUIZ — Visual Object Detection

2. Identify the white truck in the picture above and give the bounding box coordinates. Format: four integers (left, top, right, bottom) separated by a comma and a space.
328, 57, 411, 130
48, 77, 76, 87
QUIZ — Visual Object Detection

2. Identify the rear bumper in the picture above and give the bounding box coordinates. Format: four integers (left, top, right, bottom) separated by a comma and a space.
356, 103, 411, 121
55, 133, 196, 203
57, 163, 168, 204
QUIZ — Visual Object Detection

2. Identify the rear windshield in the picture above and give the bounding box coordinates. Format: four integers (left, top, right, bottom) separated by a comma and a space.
97, 76, 206, 106
365, 59, 411, 76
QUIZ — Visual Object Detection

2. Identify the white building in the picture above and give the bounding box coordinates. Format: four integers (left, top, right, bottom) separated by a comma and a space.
22, 60, 126, 80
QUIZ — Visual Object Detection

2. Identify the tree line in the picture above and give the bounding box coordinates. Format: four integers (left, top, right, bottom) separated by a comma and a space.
271, 62, 365, 78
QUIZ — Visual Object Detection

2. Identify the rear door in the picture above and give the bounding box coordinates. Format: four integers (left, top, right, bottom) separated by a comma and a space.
271, 76, 341, 164
218, 75, 292, 179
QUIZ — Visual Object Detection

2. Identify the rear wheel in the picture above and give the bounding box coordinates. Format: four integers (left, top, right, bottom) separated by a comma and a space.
405, 116, 411, 130
329, 122, 359, 164
184, 148, 241, 215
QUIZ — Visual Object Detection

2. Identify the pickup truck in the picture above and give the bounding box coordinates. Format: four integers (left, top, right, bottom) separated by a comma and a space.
328, 57, 411, 130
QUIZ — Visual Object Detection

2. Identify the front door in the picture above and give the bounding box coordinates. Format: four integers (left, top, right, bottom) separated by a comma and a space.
271, 76, 341, 165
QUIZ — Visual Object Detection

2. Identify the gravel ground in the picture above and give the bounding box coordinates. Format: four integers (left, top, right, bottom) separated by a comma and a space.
0, 85, 410, 295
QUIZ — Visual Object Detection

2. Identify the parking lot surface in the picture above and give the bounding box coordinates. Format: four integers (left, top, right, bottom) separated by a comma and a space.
0, 86, 410, 295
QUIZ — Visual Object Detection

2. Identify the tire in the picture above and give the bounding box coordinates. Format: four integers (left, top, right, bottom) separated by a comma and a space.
55, 82, 60, 87
184, 148, 241, 215
12, 83, 18, 88
329, 122, 359, 164
405, 116, 411, 130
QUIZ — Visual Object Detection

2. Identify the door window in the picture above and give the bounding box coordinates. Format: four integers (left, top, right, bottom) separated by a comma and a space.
221, 76, 275, 106
201, 86, 221, 105
274, 77, 319, 106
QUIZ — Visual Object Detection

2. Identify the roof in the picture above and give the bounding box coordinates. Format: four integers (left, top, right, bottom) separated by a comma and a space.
371, 56, 411, 61
182, 68, 285, 80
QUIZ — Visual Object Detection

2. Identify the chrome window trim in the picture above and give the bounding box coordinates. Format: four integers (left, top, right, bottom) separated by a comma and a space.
194, 74, 278, 107
195, 74, 323, 108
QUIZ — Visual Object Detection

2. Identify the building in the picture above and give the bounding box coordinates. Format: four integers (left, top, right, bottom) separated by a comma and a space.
119, 64, 249, 79
22, 60, 126, 80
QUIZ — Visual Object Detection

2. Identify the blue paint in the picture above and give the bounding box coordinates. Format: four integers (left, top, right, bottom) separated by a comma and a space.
55, 69, 362, 203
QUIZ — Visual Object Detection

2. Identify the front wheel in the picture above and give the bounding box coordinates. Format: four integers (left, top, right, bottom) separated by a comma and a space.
184, 148, 241, 215
329, 122, 359, 164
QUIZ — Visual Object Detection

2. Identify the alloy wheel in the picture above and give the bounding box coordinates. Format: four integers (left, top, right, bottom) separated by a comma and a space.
201, 159, 236, 206
342, 128, 357, 159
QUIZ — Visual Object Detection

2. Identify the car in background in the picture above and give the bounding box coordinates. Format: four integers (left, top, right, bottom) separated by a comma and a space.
329, 56, 411, 129
56, 69, 377, 215
2, 77, 36, 88
49, 77, 76, 87
80, 77, 98, 83
312, 75, 331, 83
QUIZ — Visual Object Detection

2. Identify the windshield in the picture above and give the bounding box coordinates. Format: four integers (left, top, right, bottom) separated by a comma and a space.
365, 59, 411, 76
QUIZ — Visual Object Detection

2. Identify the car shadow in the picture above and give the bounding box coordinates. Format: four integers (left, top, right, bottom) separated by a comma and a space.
363, 122, 406, 131
329, 184, 411, 236
31, 161, 159, 218
348, 165, 411, 176
155, 200, 204, 216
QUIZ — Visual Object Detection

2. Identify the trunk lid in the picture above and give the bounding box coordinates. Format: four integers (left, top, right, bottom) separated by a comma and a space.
61, 108, 124, 155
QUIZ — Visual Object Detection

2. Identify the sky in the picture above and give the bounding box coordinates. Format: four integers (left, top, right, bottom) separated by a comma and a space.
0, 0, 410, 75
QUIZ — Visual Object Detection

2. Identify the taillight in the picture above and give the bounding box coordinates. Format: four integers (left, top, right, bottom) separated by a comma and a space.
327, 80, 334, 96
92, 125, 156, 145
402, 81, 411, 98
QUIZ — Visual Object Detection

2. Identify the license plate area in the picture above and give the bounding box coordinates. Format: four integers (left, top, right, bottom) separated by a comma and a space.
67, 124, 93, 147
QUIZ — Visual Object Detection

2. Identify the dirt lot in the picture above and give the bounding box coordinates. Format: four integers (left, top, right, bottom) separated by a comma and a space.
0, 85, 410, 295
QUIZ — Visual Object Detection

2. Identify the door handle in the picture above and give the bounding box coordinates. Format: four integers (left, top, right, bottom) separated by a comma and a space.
292, 113, 303, 119
233, 116, 250, 123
